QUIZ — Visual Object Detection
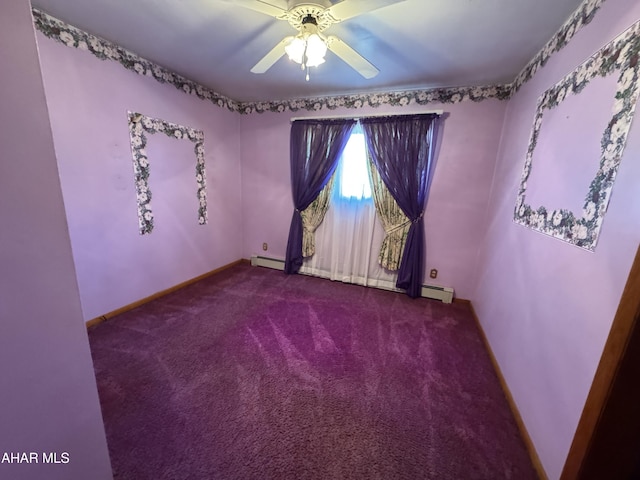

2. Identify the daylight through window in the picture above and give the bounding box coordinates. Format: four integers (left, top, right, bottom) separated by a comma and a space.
337, 125, 372, 200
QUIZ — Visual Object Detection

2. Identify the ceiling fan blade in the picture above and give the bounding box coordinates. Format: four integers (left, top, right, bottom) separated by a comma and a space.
232, 0, 288, 18
327, 0, 407, 22
326, 36, 379, 79
250, 36, 294, 73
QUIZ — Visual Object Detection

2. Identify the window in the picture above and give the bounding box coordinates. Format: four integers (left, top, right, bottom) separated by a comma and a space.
305, 123, 381, 286
335, 124, 372, 200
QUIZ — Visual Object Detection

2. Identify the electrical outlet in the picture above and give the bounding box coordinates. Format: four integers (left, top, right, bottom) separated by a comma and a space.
429, 269, 438, 279
262, 242, 268, 251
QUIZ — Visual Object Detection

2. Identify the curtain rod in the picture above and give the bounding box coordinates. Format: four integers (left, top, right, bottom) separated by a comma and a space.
290, 110, 443, 122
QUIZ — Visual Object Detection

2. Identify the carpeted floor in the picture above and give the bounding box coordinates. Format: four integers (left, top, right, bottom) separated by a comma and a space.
88, 264, 538, 479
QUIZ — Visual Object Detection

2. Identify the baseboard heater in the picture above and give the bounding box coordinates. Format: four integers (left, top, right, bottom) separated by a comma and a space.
250, 255, 454, 303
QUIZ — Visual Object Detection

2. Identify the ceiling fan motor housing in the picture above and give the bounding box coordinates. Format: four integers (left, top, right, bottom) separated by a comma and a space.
287, 0, 332, 10
284, 4, 336, 32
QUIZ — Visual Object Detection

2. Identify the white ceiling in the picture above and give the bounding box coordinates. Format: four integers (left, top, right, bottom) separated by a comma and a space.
30, 0, 586, 102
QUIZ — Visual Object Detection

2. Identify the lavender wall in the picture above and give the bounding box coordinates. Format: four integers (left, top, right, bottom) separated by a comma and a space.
0, 1, 112, 478
28, 2, 639, 478
240, 100, 508, 299
473, 0, 640, 478
36, 34, 243, 320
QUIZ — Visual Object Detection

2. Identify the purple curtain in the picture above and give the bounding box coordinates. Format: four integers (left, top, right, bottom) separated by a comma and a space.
361, 114, 440, 298
284, 119, 356, 274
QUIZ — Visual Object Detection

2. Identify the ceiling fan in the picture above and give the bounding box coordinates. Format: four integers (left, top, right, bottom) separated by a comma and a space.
233, 0, 407, 80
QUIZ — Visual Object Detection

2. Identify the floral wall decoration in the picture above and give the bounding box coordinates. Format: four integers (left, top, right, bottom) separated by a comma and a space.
128, 112, 207, 235
511, 0, 604, 95
31, 9, 512, 112
242, 85, 512, 114
33, 9, 243, 114
32, 1, 606, 115
514, 19, 640, 251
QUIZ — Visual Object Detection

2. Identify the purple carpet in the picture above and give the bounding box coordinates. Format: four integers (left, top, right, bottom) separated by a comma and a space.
89, 264, 538, 479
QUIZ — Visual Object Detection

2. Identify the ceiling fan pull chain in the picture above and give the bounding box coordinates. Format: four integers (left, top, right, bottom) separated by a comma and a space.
302, 40, 308, 70
302, 37, 310, 81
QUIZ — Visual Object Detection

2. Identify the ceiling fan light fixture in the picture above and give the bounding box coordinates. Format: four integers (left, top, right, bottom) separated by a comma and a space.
284, 14, 327, 78
285, 33, 327, 68
284, 36, 306, 64
304, 33, 327, 68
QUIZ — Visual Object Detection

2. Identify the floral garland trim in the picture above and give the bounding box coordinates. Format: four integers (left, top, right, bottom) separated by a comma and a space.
511, 0, 604, 95
32, 8, 510, 112
128, 112, 207, 235
514, 20, 640, 251
32, 9, 242, 114
32, 0, 604, 114
240, 85, 512, 114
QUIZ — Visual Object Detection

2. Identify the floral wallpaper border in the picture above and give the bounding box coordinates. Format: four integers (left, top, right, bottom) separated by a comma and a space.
240, 85, 512, 113
33, 9, 243, 114
511, 0, 604, 95
32, 2, 602, 115
514, 19, 640, 251
128, 112, 207, 235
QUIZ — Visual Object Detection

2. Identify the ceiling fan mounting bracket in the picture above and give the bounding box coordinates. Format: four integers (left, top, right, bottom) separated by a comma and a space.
283, 4, 337, 32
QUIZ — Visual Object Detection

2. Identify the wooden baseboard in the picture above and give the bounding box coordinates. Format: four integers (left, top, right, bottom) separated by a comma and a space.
86, 259, 247, 328
455, 298, 548, 480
